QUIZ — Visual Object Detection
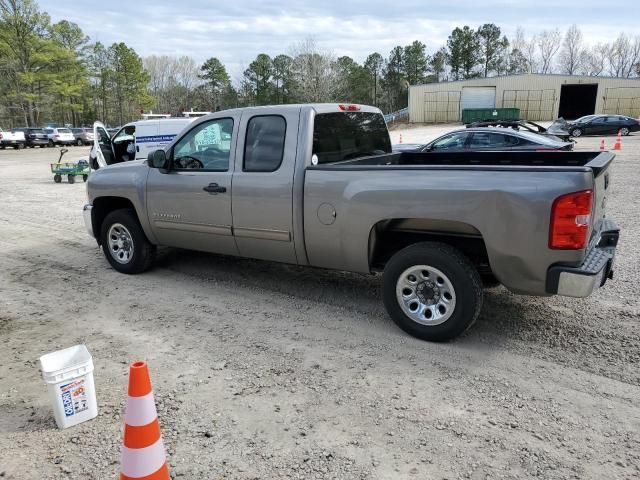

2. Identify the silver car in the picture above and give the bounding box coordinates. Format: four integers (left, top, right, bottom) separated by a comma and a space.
71, 128, 94, 146
44, 127, 75, 146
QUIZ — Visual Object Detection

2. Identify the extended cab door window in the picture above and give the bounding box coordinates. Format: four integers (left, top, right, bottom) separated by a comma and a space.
243, 116, 286, 172
173, 118, 233, 171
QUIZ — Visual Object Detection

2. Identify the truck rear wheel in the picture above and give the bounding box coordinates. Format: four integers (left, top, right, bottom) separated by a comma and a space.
383, 242, 483, 342
100, 209, 155, 274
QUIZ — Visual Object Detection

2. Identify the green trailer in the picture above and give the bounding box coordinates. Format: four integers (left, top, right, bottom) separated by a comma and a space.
462, 108, 520, 125
50, 148, 90, 183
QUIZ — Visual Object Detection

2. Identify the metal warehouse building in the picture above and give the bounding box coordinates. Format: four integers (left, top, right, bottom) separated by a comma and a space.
408, 73, 640, 123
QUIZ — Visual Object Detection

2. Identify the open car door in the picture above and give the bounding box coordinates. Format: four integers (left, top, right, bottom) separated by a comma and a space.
91, 121, 115, 169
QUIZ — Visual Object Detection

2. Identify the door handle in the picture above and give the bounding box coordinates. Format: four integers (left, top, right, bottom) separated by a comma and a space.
203, 183, 227, 194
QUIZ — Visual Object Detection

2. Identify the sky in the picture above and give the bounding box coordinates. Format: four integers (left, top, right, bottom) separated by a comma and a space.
40, 0, 640, 80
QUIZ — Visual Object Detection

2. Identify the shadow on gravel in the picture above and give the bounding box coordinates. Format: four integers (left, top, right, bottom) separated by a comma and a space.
156, 248, 384, 317
155, 248, 640, 385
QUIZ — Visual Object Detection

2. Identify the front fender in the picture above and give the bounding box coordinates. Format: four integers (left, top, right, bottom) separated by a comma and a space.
87, 162, 157, 244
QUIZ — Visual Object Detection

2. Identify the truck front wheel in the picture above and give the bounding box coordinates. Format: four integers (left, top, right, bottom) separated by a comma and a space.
383, 242, 483, 342
100, 209, 155, 274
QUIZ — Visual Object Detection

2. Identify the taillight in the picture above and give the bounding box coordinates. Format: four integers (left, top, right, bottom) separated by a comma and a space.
549, 190, 593, 249
338, 104, 361, 111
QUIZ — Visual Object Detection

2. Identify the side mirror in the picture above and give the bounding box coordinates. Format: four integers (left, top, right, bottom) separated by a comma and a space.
148, 149, 168, 170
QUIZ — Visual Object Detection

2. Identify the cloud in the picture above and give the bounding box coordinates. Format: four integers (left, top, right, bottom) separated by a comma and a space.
40, 0, 639, 79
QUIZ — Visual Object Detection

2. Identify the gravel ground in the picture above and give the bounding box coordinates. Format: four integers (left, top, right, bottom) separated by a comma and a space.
0, 131, 638, 480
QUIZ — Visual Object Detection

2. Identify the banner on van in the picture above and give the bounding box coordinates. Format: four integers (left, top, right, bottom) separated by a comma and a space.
136, 134, 176, 144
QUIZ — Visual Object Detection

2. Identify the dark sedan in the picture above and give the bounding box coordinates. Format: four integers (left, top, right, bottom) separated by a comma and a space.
467, 119, 573, 142
567, 114, 640, 138
13, 127, 49, 147
392, 128, 574, 153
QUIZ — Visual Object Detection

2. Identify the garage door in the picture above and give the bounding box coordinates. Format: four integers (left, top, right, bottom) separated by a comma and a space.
461, 87, 496, 110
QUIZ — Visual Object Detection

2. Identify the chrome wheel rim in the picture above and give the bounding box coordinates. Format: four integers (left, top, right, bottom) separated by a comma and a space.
620, 128, 629, 136
572, 129, 582, 137
107, 223, 134, 264
396, 265, 456, 326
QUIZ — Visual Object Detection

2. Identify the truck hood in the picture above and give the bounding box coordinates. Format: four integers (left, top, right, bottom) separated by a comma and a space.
102, 159, 147, 170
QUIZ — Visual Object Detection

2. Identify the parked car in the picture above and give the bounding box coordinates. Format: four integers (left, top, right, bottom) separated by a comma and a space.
0, 127, 26, 149
71, 128, 94, 146
44, 127, 75, 146
83, 103, 618, 342
392, 128, 574, 153
13, 127, 49, 147
467, 119, 573, 142
567, 114, 640, 137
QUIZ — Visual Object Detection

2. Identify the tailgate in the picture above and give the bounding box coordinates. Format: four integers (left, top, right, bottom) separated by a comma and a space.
587, 152, 614, 245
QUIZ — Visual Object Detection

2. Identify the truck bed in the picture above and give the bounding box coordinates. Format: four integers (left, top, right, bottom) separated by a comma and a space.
316, 151, 612, 175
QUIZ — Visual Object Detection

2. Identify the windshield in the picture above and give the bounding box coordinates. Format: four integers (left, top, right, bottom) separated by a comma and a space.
31, 129, 45, 134
313, 112, 391, 164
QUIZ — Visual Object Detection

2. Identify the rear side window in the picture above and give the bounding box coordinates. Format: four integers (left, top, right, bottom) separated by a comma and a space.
469, 132, 519, 148
313, 112, 391, 164
243, 115, 286, 172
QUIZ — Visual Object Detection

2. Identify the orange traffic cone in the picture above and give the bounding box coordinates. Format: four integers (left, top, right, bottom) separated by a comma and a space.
120, 361, 169, 480
599, 139, 605, 151
614, 132, 622, 151
399, 133, 403, 144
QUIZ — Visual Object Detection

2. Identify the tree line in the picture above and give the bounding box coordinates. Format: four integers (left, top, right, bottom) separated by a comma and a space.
1, 0, 639, 128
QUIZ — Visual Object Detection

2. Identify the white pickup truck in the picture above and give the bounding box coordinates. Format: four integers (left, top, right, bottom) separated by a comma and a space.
0, 127, 25, 149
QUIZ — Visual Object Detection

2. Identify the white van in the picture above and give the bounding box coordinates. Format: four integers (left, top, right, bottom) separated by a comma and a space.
90, 118, 196, 169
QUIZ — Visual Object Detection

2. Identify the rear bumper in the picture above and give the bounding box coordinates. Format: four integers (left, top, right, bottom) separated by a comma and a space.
546, 220, 619, 297
1, 139, 25, 145
83, 204, 94, 238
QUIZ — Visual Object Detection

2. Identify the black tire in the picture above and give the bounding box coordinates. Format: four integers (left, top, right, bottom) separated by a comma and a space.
48, 140, 55, 147
18, 143, 25, 149
82, 174, 88, 182
383, 242, 483, 342
76, 138, 83, 146
620, 127, 630, 136
570, 128, 582, 138
53, 174, 62, 183
68, 175, 75, 184
39, 145, 46, 148
100, 209, 155, 274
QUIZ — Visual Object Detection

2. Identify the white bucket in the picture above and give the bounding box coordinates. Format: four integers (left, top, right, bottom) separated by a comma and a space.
39, 344, 98, 429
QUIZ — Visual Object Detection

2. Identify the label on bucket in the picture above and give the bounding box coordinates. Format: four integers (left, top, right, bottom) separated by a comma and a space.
60, 379, 88, 417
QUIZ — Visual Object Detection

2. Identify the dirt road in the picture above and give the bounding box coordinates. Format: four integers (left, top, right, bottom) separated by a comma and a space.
1, 134, 638, 479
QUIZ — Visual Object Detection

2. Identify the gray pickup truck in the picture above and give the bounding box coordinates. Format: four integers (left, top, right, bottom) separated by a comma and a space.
83, 104, 619, 341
